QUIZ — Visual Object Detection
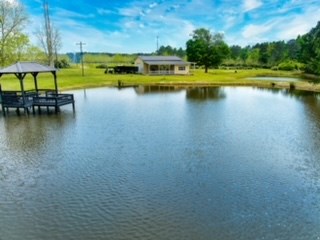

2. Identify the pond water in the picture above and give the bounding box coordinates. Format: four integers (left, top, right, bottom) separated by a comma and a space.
0, 86, 320, 240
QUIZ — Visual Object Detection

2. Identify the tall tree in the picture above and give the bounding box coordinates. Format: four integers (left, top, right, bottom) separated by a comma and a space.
37, 0, 61, 66
186, 28, 229, 73
156, 45, 186, 58
0, 0, 28, 66
286, 39, 300, 60
230, 45, 242, 60
298, 21, 320, 75
267, 41, 287, 66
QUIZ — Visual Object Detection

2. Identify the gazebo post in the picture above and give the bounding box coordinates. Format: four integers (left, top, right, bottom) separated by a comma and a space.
52, 71, 58, 93
15, 73, 26, 99
32, 73, 39, 95
15, 73, 28, 114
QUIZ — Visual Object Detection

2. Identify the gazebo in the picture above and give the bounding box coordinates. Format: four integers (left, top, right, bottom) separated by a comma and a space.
0, 62, 74, 116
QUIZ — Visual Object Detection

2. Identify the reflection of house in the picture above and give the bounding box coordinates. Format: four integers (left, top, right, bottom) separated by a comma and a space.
135, 56, 190, 75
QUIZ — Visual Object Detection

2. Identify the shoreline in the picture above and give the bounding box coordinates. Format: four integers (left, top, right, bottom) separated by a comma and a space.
1, 68, 319, 93
61, 80, 320, 93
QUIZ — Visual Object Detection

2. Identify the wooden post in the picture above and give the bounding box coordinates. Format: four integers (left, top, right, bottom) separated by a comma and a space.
17, 73, 26, 102
53, 71, 58, 93
15, 73, 28, 114
32, 73, 39, 94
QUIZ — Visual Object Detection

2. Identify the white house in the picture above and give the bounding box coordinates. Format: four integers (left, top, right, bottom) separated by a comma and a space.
135, 56, 190, 75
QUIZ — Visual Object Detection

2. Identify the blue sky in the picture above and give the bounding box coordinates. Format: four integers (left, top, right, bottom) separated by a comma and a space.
21, 0, 320, 53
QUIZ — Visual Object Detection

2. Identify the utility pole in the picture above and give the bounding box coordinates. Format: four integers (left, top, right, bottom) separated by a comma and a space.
76, 41, 86, 76
43, 0, 54, 66
156, 35, 159, 54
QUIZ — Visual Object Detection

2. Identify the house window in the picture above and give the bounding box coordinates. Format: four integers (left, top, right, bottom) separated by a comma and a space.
178, 66, 186, 71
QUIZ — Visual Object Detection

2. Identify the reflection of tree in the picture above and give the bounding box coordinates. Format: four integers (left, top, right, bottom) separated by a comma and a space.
134, 85, 183, 95
2, 114, 69, 152
256, 87, 282, 94
283, 89, 320, 99
186, 87, 226, 101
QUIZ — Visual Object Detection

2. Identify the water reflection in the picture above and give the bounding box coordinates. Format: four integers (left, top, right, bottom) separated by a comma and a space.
2, 114, 73, 151
255, 86, 320, 99
133, 85, 227, 101
186, 87, 226, 101
1, 86, 320, 240
134, 85, 184, 94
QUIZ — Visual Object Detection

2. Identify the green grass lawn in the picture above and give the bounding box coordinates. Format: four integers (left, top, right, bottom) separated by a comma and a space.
1, 65, 319, 92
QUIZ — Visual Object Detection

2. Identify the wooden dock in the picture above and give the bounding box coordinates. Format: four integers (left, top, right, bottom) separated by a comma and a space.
0, 90, 75, 116
0, 62, 75, 116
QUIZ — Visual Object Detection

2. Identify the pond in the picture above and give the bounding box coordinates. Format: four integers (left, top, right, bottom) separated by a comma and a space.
0, 86, 320, 240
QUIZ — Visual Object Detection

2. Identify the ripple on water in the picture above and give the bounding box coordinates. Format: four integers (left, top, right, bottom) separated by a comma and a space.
0, 87, 320, 240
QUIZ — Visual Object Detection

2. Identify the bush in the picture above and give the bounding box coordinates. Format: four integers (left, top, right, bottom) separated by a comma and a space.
96, 64, 108, 69
278, 60, 305, 71
54, 59, 70, 69
289, 82, 296, 90
304, 58, 320, 75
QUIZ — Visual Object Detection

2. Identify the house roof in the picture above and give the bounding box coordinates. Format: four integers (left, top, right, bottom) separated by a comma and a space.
138, 56, 189, 66
0, 62, 56, 75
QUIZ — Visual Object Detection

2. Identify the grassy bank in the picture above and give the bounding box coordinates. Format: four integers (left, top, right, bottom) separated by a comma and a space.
1, 65, 319, 92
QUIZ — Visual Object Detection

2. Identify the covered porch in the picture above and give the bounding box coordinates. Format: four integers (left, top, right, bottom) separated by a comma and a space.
147, 64, 175, 75
0, 62, 75, 116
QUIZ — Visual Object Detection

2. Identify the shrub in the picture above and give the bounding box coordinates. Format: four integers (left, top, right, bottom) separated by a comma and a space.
54, 59, 70, 69
96, 64, 108, 69
304, 58, 320, 75
278, 60, 305, 71
289, 82, 295, 90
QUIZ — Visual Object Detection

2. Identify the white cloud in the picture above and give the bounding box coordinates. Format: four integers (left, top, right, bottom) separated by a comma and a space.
275, 5, 320, 40
243, 0, 263, 12
97, 8, 114, 16
55, 8, 95, 19
242, 23, 273, 40
4, 0, 16, 4
4, 0, 19, 7
149, 2, 158, 9
118, 7, 141, 17
23, 0, 320, 53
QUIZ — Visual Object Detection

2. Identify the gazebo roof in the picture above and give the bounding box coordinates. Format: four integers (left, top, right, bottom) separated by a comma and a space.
0, 62, 56, 75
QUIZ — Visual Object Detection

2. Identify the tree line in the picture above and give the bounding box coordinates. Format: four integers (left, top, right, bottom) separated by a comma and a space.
186, 22, 320, 75
1, 0, 319, 76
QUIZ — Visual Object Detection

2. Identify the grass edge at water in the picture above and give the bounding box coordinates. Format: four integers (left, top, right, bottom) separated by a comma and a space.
0, 67, 319, 92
